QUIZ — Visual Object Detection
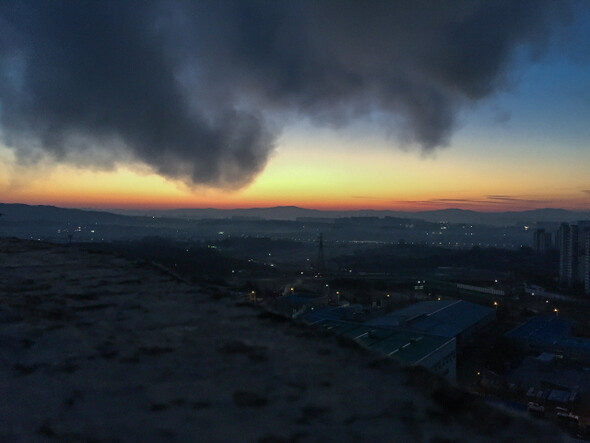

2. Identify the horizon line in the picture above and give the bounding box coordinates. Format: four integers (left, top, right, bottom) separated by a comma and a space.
3, 202, 590, 215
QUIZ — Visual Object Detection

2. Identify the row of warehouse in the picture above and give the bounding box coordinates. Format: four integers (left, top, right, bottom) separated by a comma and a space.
279, 297, 496, 380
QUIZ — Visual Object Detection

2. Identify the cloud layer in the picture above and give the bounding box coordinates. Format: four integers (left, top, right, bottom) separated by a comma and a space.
0, 0, 572, 188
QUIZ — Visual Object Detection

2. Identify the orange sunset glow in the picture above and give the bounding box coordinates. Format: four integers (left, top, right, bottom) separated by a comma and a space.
2, 125, 589, 212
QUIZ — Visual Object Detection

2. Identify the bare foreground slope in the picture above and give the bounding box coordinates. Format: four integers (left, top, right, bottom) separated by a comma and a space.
0, 238, 567, 442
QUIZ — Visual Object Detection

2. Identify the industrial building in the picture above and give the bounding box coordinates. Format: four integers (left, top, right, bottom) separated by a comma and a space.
506, 316, 590, 363
425, 279, 506, 304
274, 291, 329, 317
298, 304, 384, 324
508, 354, 585, 407
364, 299, 495, 349
316, 320, 456, 380
295, 299, 495, 379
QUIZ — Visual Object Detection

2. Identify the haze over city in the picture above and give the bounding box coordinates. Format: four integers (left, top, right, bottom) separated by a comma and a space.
1, 1, 589, 211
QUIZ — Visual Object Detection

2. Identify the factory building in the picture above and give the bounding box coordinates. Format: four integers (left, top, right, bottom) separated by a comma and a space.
506, 316, 590, 363
297, 299, 496, 380
364, 299, 495, 350
316, 320, 456, 380
508, 354, 584, 408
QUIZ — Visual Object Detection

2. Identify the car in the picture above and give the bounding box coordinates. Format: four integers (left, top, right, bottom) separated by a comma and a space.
528, 402, 545, 416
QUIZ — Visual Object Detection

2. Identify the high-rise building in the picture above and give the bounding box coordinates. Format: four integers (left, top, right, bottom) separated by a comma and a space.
559, 223, 578, 287
584, 229, 590, 295
532, 228, 552, 252
576, 221, 590, 296
558, 223, 568, 283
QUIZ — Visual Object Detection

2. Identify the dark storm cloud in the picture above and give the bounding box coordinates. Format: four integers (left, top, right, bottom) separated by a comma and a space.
0, 0, 572, 187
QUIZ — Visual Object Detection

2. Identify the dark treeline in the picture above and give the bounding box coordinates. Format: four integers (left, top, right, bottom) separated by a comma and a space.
83, 237, 277, 285
332, 244, 559, 287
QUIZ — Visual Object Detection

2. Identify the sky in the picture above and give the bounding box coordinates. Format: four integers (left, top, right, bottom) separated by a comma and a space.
1, 0, 589, 212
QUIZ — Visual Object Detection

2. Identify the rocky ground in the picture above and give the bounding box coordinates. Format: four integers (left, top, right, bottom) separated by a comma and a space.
0, 238, 569, 442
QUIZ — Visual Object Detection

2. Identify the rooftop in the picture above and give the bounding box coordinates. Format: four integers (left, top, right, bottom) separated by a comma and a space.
508, 355, 590, 395
506, 316, 590, 355
366, 299, 495, 338
506, 316, 572, 345
317, 320, 453, 365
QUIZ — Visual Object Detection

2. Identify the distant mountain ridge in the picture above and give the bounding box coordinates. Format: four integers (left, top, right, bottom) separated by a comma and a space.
2, 203, 590, 227
0, 203, 142, 225
109, 205, 590, 226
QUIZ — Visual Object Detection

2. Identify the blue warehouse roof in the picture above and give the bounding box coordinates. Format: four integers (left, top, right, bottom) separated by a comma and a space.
506, 316, 590, 359
316, 320, 453, 366
366, 300, 494, 338
505, 316, 571, 346
298, 306, 352, 324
